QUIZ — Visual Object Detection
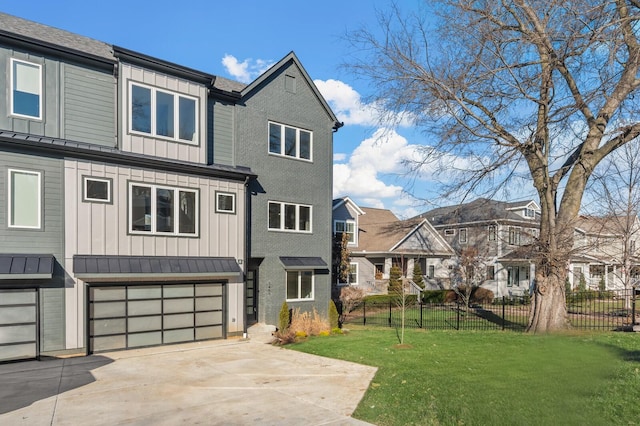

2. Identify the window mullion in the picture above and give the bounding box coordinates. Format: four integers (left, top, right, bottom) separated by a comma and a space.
298, 272, 302, 299
280, 125, 285, 155
150, 185, 157, 234
150, 88, 157, 138
174, 96, 180, 142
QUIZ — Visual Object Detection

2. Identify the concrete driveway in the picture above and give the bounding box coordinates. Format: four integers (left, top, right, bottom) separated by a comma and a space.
0, 339, 377, 425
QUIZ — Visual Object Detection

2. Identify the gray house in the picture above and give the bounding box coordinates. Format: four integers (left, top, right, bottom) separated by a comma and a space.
237, 53, 341, 327
0, 13, 335, 361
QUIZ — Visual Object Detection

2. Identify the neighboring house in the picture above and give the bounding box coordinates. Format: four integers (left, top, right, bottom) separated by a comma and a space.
570, 215, 640, 291
332, 197, 454, 294
0, 13, 337, 362
416, 198, 541, 297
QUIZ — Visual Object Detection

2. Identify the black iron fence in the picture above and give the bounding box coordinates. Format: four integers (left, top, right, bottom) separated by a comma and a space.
342, 289, 638, 331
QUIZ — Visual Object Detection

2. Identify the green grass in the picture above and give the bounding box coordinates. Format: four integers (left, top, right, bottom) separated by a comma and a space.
289, 327, 640, 425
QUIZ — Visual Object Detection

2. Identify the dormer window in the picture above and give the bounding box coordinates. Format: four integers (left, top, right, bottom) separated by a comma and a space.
524, 208, 535, 218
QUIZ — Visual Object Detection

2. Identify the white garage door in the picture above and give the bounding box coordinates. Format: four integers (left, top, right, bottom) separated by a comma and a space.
89, 283, 224, 353
0, 289, 37, 362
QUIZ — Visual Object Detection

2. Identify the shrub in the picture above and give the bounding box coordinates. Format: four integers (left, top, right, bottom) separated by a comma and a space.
339, 286, 366, 324
421, 290, 448, 303
278, 301, 290, 332
388, 265, 402, 293
412, 263, 425, 289
289, 307, 330, 337
444, 286, 495, 303
331, 327, 343, 334
329, 299, 339, 329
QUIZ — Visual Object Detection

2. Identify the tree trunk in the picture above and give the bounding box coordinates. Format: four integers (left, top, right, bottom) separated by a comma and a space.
527, 266, 570, 332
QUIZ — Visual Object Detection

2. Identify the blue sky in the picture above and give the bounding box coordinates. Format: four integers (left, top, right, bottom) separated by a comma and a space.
2, 0, 461, 218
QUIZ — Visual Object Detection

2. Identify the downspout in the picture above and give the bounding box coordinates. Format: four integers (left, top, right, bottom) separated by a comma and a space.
242, 175, 251, 338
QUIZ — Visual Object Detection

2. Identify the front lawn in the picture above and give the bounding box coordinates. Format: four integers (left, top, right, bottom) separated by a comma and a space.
289, 327, 640, 425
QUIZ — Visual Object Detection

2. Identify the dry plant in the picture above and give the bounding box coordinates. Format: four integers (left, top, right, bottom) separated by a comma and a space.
289, 307, 330, 337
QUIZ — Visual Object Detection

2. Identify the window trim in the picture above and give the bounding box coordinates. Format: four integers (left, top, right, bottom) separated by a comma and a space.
215, 191, 236, 214
286, 270, 315, 301
488, 225, 497, 241
127, 181, 199, 237
459, 228, 468, 243
268, 201, 312, 233
268, 121, 313, 162
348, 262, 358, 285
82, 176, 113, 204
10, 58, 43, 120
7, 168, 42, 229
128, 81, 199, 145
508, 226, 522, 245
428, 265, 435, 279
444, 229, 455, 236
334, 219, 357, 245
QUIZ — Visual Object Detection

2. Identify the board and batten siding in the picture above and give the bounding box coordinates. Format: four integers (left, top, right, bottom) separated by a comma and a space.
119, 63, 207, 163
0, 47, 115, 147
63, 159, 245, 348
0, 150, 66, 352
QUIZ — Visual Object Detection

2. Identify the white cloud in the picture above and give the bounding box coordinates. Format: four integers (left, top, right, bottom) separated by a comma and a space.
221, 54, 274, 84
333, 152, 347, 162
315, 79, 413, 128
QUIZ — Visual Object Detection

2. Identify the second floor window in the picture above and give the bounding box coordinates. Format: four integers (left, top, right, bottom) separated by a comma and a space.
130, 83, 198, 144
268, 122, 312, 161
509, 227, 521, 245
11, 59, 42, 120
268, 201, 312, 232
488, 225, 497, 241
334, 220, 356, 244
459, 228, 468, 243
129, 183, 198, 236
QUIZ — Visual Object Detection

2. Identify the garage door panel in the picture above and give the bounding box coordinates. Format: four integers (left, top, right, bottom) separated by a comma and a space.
164, 329, 194, 344
196, 311, 223, 326
0, 324, 36, 344
128, 331, 162, 348
91, 287, 125, 301
0, 291, 36, 305
91, 318, 126, 336
92, 335, 126, 352
0, 343, 37, 361
91, 301, 126, 318
195, 296, 222, 311
89, 283, 224, 353
128, 286, 161, 300
196, 326, 223, 340
128, 316, 162, 332
163, 298, 193, 314
128, 300, 162, 316
0, 306, 36, 325
164, 285, 194, 298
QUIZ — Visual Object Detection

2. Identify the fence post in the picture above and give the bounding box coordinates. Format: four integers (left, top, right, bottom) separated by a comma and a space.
502, 296, 506, 331
389, 300, 392, 327
456, 302, 460, 330
363, 300, 366, 326
633, 290, 637, 327
420, 301, 423, 328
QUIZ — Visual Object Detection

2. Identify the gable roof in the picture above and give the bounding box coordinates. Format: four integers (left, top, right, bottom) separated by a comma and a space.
241, 51, 340, 126
417, 198, 540, 226
356, 207, 454, 255
332, 197, 366, 216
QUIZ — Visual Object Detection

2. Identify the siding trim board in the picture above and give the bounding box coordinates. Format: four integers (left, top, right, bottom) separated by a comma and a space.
0, 131, 255, 181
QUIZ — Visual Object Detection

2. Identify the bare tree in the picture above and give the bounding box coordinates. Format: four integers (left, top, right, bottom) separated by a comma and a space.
346, 1, 640, 332
449, 247, 490, 309
584, 140, 640, 308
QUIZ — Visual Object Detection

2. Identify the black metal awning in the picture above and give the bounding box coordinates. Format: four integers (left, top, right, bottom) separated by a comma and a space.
73, 255, 241, 282
279, 256, 328, 270
0, 254, 54, 279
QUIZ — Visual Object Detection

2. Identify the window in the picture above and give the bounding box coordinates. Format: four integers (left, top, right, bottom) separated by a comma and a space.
215, 192, 236, 214
486, 265, 495, 280
508, 227, 521, 245
286, 270, 314, 301
348, 263, 358, 285
268, 201, 311, 232
11, 59, 42, 119
428, 265, 435, 279
129, 82, 198, 144
83, 177, 112, 203
631, 240, 636, 255
524, 208, 536, 218
459, 228, 467, 243
444, 229, 455, 236
335, 220, 356, 244
268, 122, 312, 161
8, 169, 41, 229
507, 266, 520, 287
488, 225, 497, 241
129, 182, 198, 236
